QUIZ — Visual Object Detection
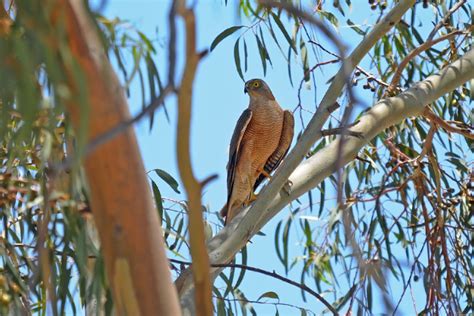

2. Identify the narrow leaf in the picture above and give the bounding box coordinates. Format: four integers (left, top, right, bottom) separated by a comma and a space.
151, 181, 163, 223
210, 26, 243, 51
154, 169, 181, 193
256, 34, 267, 75
257, 291, 279, 301
271, 12, 297, 53
234, 39, 244, 80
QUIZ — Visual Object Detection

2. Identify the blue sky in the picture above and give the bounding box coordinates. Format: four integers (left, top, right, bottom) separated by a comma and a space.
95, 1, 442, 314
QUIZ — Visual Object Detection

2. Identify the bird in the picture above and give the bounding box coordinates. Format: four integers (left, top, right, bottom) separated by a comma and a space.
220, 79, 294, 225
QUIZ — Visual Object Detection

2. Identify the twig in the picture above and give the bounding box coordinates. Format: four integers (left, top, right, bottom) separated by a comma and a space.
423, 108, 474, 140
168, 1, 177, 84
294, 58, 340, 113
389, 29, 470, 94
216, 297, 317, 316
308, 40, 391, 88
426, 0, 467, 42
392, 239, 428, 315
259, 0, 346, 56
170, 258, 338, 315
175, 1, 213, 315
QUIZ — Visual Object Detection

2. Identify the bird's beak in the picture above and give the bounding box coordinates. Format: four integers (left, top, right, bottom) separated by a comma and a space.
244, 86, 248, 94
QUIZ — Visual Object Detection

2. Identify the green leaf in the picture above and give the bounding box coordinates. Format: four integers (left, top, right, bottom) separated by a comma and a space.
287, 45, 293, 86
243, 38, 248, 72
257, 291, 279, 301
219, 272, 234, 298
234, 39, 244, 81
154, 169, 181, 193
318, 181, 325, 216
334, 284, 357, 311
210, 26, 244, 51
234, 246, 247, 289
319, 11, 339, 28
137, 31, 156, 53
255, 34, 267, 75
346, 19, 366, 35
271, 12, 297, 53
259, 26, 272, 66
282, 218, 292, 274
217, 298, 226, 316
300, 37, 309, 82
151, 181, 163, 223
274, 221, 284, 267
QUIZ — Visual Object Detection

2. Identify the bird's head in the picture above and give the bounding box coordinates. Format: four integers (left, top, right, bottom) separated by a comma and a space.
244, 79, 275, 100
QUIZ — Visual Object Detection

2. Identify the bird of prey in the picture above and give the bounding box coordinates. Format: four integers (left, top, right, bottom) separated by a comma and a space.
221, 79, 294, 225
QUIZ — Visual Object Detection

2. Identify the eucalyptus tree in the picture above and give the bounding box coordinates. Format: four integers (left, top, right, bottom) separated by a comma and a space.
0, 1, 472, 315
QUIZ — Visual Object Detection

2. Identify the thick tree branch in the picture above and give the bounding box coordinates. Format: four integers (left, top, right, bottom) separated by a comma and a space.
177, 45, 474, 309
175, 2, 213, 316
177, 0, 416, 310
176, 2, 416, 306
57, 1, 181, 314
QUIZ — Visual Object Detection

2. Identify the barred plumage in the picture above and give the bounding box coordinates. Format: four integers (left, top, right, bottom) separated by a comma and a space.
220, 79, 294, 225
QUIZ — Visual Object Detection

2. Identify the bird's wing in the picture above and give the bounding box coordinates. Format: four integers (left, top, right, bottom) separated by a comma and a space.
225, 109, 253, 214
253, 110, 294, 190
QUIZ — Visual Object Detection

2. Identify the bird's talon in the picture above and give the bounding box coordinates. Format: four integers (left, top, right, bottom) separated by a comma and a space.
258, 168, 272, 179
247, 191, 259, 204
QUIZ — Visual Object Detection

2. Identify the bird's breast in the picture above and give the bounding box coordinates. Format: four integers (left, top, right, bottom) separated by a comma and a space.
242, 105, 284, 167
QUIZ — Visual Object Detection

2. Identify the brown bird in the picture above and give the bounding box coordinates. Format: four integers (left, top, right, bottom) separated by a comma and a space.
221, 79, 294, 225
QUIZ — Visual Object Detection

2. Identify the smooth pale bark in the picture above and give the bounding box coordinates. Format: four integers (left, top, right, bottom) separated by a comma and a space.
176, 0, 416, 309
58, 1, 181, 315
177, 47, 474, 311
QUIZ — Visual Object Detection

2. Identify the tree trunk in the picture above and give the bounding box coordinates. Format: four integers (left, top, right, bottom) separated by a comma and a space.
56, 1, 181, 314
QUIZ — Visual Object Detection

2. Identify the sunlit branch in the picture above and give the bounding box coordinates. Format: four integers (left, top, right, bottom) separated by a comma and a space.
177, 45, 474, 309
176, 1, 417, 310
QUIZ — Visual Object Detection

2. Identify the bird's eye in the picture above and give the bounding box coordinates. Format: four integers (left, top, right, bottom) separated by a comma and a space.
253, 81, 260, 88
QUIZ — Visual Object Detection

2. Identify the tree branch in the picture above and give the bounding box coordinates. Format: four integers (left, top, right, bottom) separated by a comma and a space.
176, 2, 416, 307
426, 0, 467, 42
176, 0, 417, 310
423, 108, 474, 140
175, 2, 213, 316
234, 0, 416, 240
177, 45, 474, 311
389, 29, 471, 94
